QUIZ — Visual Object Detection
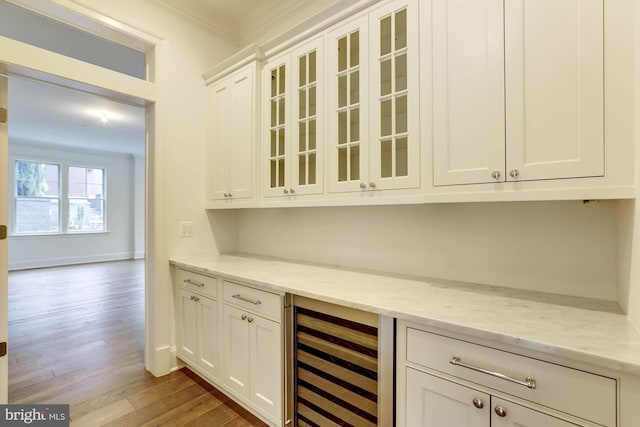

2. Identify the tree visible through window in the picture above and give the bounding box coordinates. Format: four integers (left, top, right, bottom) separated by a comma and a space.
15, 160, 60, 233
68, 166, 105, 232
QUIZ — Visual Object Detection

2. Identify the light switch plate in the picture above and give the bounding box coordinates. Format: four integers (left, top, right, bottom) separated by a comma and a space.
179, 221, 194, 237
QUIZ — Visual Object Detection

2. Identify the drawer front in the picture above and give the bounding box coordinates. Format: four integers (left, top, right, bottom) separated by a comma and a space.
406, 327, 616, 426
223, 281, 281, 321
177, 269, 218, 298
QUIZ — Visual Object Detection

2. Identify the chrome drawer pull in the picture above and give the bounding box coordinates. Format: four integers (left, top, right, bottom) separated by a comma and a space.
232, 294, 262, 305
450, 356, 537, 389
184, 278, 205, 287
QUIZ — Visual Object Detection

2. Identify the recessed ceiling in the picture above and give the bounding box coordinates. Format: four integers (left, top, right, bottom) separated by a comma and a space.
8, 76, 146, 156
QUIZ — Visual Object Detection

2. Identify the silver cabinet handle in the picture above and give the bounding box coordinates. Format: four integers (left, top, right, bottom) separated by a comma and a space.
190, 295, 199, 302
472, 398, 484, 409
494, 406, 507, 417
360, 182, 366, 189
232, 294, 262, 305
450, 356, 536, 389
241, 314, 247, 320
289, 188, 295, 194
509, 169, 520, 179
247, 317, 254, 323
228, 192, 232, 198
283, 189, 289, 194
369, 182, 376, 188
184, 278, 205, 287
491, 170, 501, 180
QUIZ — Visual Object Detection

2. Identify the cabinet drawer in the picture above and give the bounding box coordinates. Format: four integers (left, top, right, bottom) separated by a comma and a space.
223, 281, 281, 321
176, 269, 218, 298
406, 328, 616, 426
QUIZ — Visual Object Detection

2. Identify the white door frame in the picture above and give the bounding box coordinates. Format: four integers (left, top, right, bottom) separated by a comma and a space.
0, 0, 169, 394
0, 74, 8, 404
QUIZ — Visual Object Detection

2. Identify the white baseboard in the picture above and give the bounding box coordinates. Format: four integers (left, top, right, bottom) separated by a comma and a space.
8, 252, 136, 271
134, 251, 145, 259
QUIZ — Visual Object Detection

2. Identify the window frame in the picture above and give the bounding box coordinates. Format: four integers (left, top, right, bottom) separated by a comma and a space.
13, 159, 61, 235
10, 157, 108, 236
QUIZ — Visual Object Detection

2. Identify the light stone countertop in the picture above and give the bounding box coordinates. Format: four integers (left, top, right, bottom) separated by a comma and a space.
170, 253, 640, 376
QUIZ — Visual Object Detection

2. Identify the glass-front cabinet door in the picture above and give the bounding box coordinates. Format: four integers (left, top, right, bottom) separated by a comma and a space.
369, 0, 419, 190
327, 15, 370, 193
291, 37, 323, 195
263, 56, 290, 197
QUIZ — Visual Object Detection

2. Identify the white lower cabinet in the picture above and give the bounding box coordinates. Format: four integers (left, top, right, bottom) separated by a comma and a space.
398, 321, 617, 427
221, 283, 283, 426
176, 287, 219, 381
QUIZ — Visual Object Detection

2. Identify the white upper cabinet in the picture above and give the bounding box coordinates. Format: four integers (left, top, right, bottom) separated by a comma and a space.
433, 0, 604, 186
205, 58, 259, 205
263, 37, 324, 198
328, 0, 420, 194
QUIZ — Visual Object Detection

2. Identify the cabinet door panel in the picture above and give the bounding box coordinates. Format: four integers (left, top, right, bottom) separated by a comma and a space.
223, 304, 250, 398
505, 0, 604, 181
406, 368, 490, 427
177, 289, 198, 364
207, 80, 231, 201
230, 66, 254, 199
250, 315, 282, 421
370, 0, 420, 190
198, 296, 219, 380
432, 0, 505, 186
491, 398, 581, 427
327, 16, 370, 193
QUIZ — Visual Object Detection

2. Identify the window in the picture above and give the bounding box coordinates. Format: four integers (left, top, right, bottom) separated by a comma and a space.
68, 166, 105, 232
14, 160, 60, 233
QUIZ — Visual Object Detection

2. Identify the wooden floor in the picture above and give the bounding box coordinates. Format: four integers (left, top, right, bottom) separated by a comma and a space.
8, 260, 267, 427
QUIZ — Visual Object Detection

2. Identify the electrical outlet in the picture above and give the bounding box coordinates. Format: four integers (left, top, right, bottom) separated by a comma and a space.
179, 221, 194, 237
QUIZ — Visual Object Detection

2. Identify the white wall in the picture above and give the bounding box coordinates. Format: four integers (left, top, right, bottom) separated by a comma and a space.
8, 139, 140, 269
237, 201, 619, 301
133, 155, 145, 259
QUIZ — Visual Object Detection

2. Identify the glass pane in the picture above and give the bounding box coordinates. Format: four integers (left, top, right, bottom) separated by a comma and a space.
338, 111, 347, 145
299, 122, 306, 152
16, 161, 59, 197
380, 15, 392, 56
395, 9, 408, 50
338, 36, 347, 72
278, 98, 286, 125
299, 89, 307, 119
278, 65, 286, 95
86, 168, 103, 185
299, 55, 307, 86
338, 74, 347, 108
396, 95, 408, 134
270, 130, 277, 157
278, 128, 286, 155
381, 59, 392, 96
271, 68, 278, 98
309, 51, 317, 83
309, 86, 316, 116
68, 166, 86, 197
87, 184, 103, 199
350, 145, 360, 180
270, 99, 277, 127
396, 54, 408, 92
350, 31, 359, 67
396, 137, 408, 177
309, 120, 317, 150
298, 154, 306, 186
381, 99, 392, 137
15, 198, 59, 233
270, 160, 277, 187
381, 139, 392, 178
338, 147, 347, 182
309, 153, 316, 185
69, 198, 104, 232
350, 108, 360, 142
278, 159, 285, 187
350, 71, 360, 104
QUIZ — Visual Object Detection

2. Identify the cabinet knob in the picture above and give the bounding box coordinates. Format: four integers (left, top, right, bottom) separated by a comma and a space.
494, 406, 507, 417
241, 314, 247, 320
491, 170, 501, 180
289, 188, 295, 194
509, 169, 520, 179
224, 192, 229, 197
228, 192, 232, 198
247, 317, 254, 323
283, 189, 289, 194
369, 182, 376, 189
360, 182, 367, 189
472, 398, 484, 409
